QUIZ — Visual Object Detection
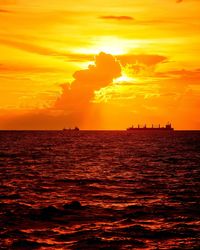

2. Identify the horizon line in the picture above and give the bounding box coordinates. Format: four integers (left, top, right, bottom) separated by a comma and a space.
0, 129, 199, 132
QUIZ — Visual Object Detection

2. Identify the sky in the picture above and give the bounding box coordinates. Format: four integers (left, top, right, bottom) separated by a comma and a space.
0, 0, 200, 130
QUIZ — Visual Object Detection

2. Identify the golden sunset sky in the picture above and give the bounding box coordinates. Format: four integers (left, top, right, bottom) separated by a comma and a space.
0, 0, 200, 129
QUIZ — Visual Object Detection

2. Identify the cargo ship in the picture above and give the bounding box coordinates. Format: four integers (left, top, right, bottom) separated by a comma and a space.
127, 123, 174, 131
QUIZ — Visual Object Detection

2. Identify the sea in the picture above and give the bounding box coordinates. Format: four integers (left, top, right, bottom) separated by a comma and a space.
0, 130, 200, 250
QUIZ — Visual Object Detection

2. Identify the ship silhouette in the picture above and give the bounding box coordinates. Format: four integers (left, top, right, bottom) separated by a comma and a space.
127, 123, 174, 131
62, 126, 80, 131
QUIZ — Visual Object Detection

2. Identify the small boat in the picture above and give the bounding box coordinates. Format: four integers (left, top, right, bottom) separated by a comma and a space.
62, 127, 80, 132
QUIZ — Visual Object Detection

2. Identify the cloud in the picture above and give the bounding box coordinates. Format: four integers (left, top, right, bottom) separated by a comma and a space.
55, 52, 121, 111
0, 109, 82, 130
54, 52, 121, 128
116, 54, 168, 76
117, 54, 167, 67
73, 52, 121, 87
56, 53, 166, 113
0, 9, 12, 13
100, 15, 134, 21
0, 63, 63, 74
176, 0, 183, 3
155, 68, 200, 84
0, 38, 94, 62
0, 0, 16, 4
0, 38, 69, 57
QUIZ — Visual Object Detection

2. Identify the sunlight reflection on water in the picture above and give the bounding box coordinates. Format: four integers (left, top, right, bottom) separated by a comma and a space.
0, 131, 200, 249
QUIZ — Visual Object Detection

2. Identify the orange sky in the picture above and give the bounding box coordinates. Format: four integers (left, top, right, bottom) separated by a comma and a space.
0, 0, 200, 130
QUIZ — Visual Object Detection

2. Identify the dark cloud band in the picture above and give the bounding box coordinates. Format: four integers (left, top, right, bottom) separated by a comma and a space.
100, 15, 134, 21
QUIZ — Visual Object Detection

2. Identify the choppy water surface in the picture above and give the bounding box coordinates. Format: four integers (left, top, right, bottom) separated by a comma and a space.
0, 131, 200, 249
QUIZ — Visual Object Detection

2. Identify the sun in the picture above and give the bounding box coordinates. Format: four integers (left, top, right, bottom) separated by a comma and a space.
94, 38, 126, 55
73, 36, 139, 56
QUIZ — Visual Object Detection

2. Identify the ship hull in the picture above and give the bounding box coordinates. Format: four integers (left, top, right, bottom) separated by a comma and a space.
127, 128, 174, 131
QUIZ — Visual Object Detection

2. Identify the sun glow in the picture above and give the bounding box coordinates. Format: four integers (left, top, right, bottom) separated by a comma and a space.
73, 37, 138, 56
114, 64, 140, 84
74, 45, 124, 56
114, 74, 136, 84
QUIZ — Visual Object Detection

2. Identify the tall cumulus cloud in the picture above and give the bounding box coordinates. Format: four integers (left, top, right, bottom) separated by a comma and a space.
55, 52, 121, 110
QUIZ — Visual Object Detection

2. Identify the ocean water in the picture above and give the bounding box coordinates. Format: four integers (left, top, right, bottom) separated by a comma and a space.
0, 130, 200, 250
